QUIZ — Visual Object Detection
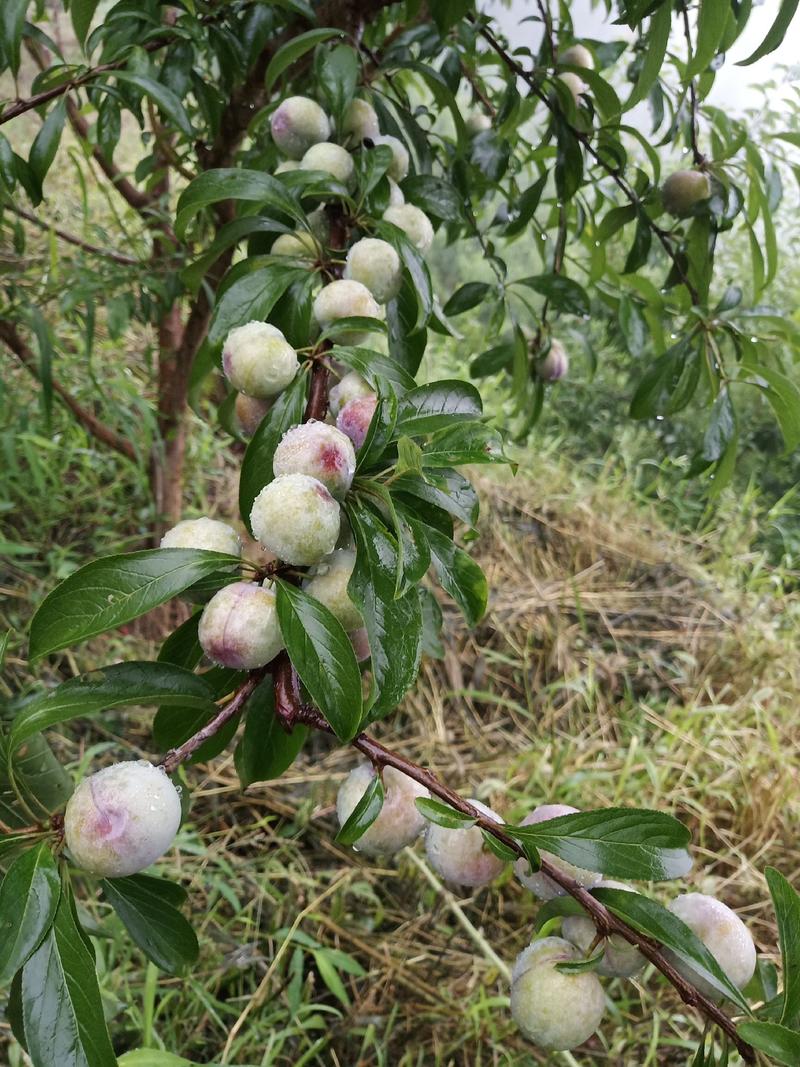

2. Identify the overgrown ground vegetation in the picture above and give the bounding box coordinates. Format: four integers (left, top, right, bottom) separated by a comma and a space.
3, 34, 800, 1067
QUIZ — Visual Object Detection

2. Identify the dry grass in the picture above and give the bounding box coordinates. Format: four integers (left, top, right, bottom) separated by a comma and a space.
9, 460, 790, 1067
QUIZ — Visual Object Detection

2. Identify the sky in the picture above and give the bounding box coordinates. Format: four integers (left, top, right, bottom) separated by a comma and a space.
483, 0, 800, 114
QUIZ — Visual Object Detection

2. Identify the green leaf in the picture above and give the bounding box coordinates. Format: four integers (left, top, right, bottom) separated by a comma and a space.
686, 0, 729, 77
0, 731, 72, 825
740, 362, 800, 451
401, 174, 463, 221
593, 887, 749, 1009
208, 264, 306, 346
415, 797, 476, 829
264, 28, 343, 91
347, 503, 423, 720
738, 0, 799, 64
29, 99, 66, 191
1, 0, 29, 77
443, 282, 491, 317
395, 380, 482, 437
766, 868, 800, 1025
70, 0, 99, 47
238, 368, 309, 535
175, 169, 302, 238
157, 613, 202, 669
276, 581, 362, 742
0, 843, 61, 984
119, 1053, 201, 1067
737, 1021, 800, 1064
335, 774, 384, 845
331, 346, 416, 392
180, 217, 288, 292
508, 808, 693, 882
101, 874, 198, 975
29, 549, 241, 659
392, 469, 479, 526
22, 888, 117, 1067
421, 422, 506, 466
10, 661, 216, 754
111, 71, 193, 139
424, 525, 487, 627
625, 2, 671, 108
0, 132, 16, 189
516, 274, 590, 316
374, 219, 434, 331
702, 387, 735, 462
554, 117, 583, 202
318, 43, 359, 121
234, 677, 306, 786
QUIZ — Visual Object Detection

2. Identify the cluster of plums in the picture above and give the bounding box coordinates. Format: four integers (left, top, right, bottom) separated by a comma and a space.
63, 58, 721, 1055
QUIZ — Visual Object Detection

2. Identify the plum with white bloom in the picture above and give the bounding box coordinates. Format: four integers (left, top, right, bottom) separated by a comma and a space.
198, 581, 283, 669
337, 763, 429, 855
221, 322, 297, 398
250, 473, 340, 565
65, 760, 182, 877
270, 96, 330, 159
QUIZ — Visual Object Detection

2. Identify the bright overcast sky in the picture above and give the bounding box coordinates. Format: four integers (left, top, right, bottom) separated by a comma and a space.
483, 0, 800, 113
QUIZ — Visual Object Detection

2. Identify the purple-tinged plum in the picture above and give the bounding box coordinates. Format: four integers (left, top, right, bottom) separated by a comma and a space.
270, 96, 330, 159
424, 798, 506, 887
272, 421, 356, 498
562, 881, 645, 977
336, 395, 378, 450
537, 338, 569, 381
64, 760, 182, 877
198, 580, 283, 669
336, 763, 429, 855
329, 371, 375, 416
666, 893, 756, 1000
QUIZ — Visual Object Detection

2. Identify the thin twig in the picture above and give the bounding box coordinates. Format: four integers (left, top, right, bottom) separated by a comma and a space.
159, 670, 265, 774
680, 4, 705, 167
288, 701, 755, 1063
5, 203, 139, 265
0, 319, 137, 461
473, 18, 699, 303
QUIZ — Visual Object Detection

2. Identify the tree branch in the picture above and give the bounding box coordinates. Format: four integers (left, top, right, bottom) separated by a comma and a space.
23, 40, 154, 215
680, 4, 705, 167
160, 670, 265, 774
473, 18, 700, 304
5, 203, 139, 265
0, 319, 137, 461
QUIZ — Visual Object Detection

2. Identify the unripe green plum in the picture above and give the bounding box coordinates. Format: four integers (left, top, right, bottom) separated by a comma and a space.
424, 798, 506, 887
666, 893, 756, 1000
64, 760, 182, 877
198, 580, 283, 668
160, 517, 241, 557
222, 321, 297, 398
250, 472, 340, 566
300, 142, 355, 186
272, 231, 317, 258
537, 338, 569, 381
465, 112, 492, 135
344, 237, 402, 304
562, 881, 645, 977
274, 160, 300, 175
303, 548, 362, 630
510, 936, 605, 1050
348, 626, 371, 662
234, 393, 272, 438
313, 279, 383, 344
514, 804, 601, 900
343, 97, 380, 145
662, 169, 711, 217
558, 71, 587, 104
337, 763, 429, 856
272, 421, 356, 498
383, 204, 434, 254
270, 96, 331, 159
373, 134, 410, 181
329, 371, 375, 416
336, 394, 378, 450
560, 43, 594, 69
